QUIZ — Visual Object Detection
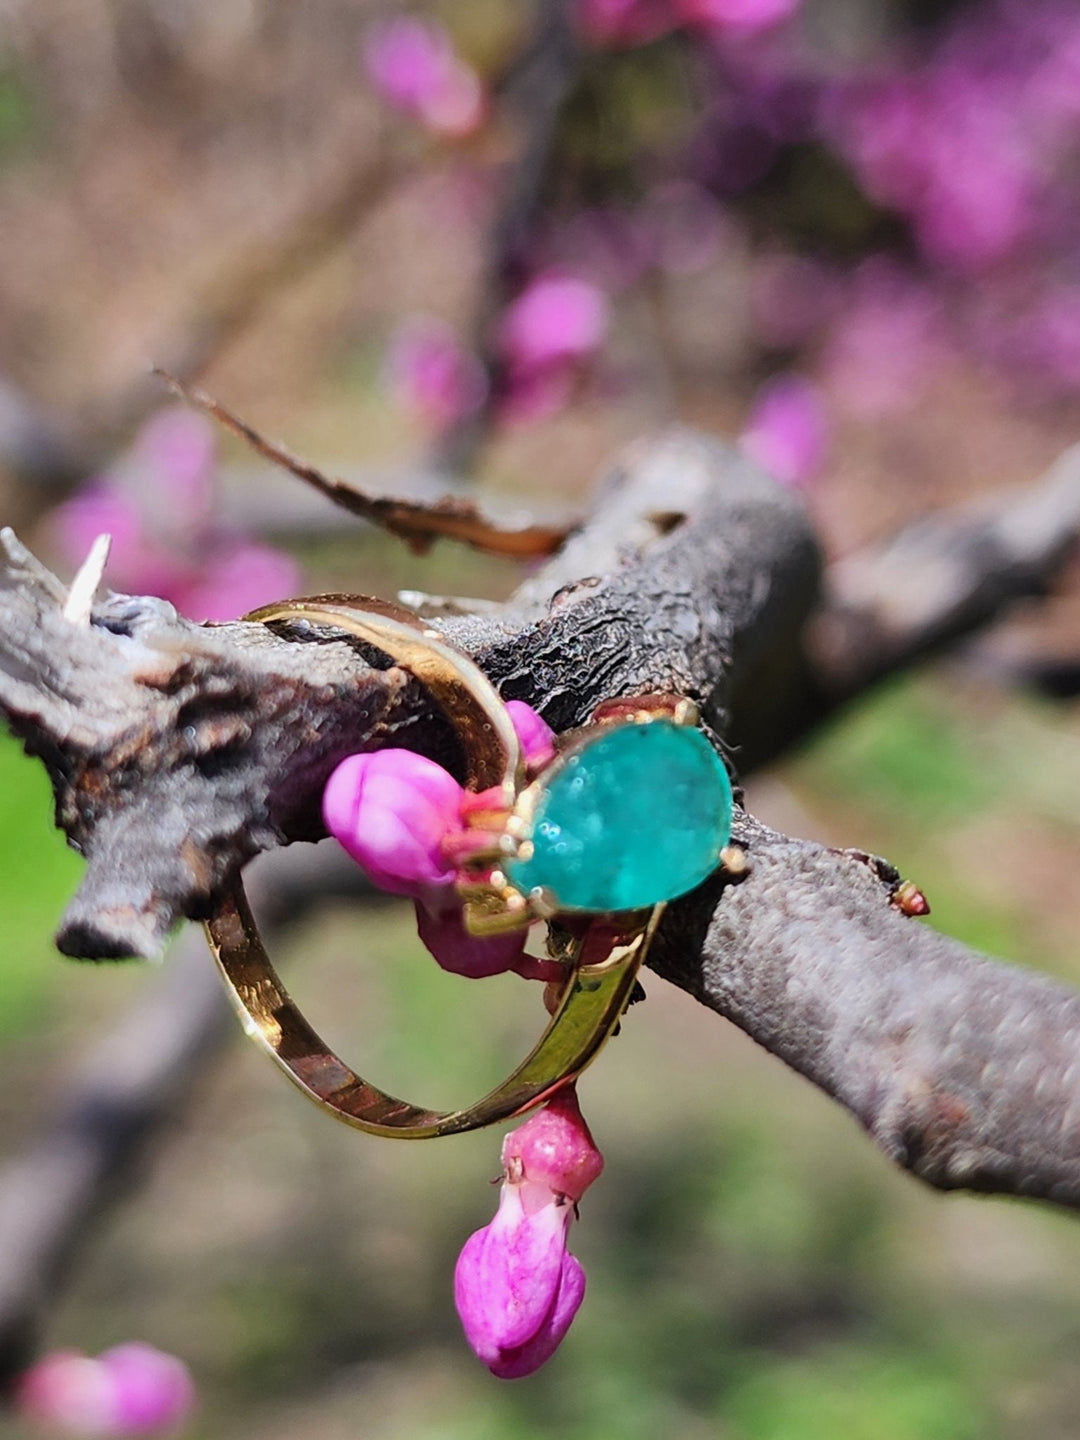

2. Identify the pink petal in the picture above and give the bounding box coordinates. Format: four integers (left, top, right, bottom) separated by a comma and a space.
454, 1188, 570, 1356
505, 701, 556, 771
415, 895, 528, 977
385, 317, 488, 429
175, 540, 302, 623
497, 276, 609, 374
486, 1252, 586, 1379
16, 1352, 116, 1436
99, 1344, 196, 1434
739, 374, 829, 488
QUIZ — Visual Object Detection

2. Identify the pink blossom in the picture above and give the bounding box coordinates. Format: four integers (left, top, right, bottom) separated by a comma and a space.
322, 749, 464, 895
576, 0, 677, 48
677, 0, 802, 32
16, 1344, 195, 1437
385, 316, 488, 430
455, 1088, 602, 1378
415, 892, 528, 978
817, 260, 948, 419
47, 408, 302, 623
739, 373, 829, 488
497, 275, 609, 377
363, 18, 484, 137
322, 703, 554, 977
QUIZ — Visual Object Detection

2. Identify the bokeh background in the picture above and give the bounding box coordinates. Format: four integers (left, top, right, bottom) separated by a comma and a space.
3, 0, 1080, 1435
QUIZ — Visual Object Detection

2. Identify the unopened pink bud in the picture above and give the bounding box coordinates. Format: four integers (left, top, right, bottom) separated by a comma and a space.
454, 1184, 585, 1379
414, 894, 528, 978
323, 749, 465, 894
454, 1088, 602, 1378
501, 1086, 604, 1201
385, 317, 488, 430
363, 18, 484, 137
97, 1346, 195, 1435
505, 701, 556, 771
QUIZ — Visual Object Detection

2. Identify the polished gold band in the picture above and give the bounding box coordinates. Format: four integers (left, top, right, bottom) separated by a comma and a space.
203, 595, 657, 1139
206, 885, 658, 1138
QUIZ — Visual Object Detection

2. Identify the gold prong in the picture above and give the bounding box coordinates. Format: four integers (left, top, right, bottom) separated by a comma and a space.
529, 886, 562, 920
673, 697, 700, 727
719, 843, 748, 876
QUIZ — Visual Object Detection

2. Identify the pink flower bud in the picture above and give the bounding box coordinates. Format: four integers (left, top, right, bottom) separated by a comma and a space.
414, 893, 528, 978
676, 0, 802, 31
454, 1088, 602, 1378
363, 18, 484, 137
323, 749, 465, 895
385, 317, 488, 430
739, 374, 829, 488
16, 1344, 195, 1437
497, 275, 609, 376
501, 1086, 604, 1201
505, 701, 556, 772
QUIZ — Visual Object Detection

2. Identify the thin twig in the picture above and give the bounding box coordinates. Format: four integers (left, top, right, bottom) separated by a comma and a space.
156, 371, 574, 559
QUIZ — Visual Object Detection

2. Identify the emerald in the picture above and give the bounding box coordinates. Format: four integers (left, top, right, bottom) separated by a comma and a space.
505, 720, 733, 912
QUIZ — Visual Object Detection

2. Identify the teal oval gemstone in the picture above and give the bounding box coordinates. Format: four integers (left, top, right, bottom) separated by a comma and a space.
504, 720, 733, 912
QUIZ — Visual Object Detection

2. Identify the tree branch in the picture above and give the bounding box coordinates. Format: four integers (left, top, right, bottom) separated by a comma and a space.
3, 428, 1080, 1211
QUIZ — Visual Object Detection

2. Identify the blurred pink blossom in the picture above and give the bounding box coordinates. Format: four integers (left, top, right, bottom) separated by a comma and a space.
16, 1344, 195, 1437
385, 316, 488, 430
739, 373, 828, 487
498, 275, 609, 374
576, 0, 677, 48
748, 252, 840, 349
677, 0, 802, 32
496, 273, 609, 421
48, 409, 301, 623
364, 17, 484, 137
455, 1087, 602, 1378
817, 260, 949, 418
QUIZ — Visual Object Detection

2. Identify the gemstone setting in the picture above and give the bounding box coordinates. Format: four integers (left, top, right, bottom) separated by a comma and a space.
504, 719, 733, 912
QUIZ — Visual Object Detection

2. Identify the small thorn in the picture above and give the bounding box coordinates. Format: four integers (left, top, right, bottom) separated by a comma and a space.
62, 533, 112, 625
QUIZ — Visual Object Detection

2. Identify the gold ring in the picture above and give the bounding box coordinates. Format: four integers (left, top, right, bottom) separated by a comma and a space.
203, 597, 663, 1139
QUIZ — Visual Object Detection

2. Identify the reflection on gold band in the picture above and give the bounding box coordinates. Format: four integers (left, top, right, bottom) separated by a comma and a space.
206, 884, 658, 1138
204, 594, 659, 1139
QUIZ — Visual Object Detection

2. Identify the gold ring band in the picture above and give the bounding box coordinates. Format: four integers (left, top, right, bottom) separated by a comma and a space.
203, 595, 660, 1139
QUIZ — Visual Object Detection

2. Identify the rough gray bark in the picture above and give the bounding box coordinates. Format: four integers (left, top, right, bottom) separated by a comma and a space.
2, 427, 1080, 1218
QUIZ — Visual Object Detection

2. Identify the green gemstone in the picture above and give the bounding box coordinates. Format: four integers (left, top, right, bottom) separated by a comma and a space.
505, 720, 733, 912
